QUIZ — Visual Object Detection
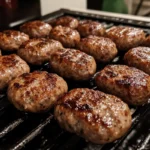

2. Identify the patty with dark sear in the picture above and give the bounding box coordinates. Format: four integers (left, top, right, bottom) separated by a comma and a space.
124, 47, 150, 75
95, 65, 150, 105
77, 35, 118, 63
49, 25, 80, 48
77, 20, 105, 37
20, 20, 52, 38
142, 35, 150, 47
55, 88, 132, 144
0, 54, 30, 91
18, 38, 63, 65
0, 30, 29, 51
50, 16, 79, 29
49, 48, 96, 80
7, 71, 68, 113
105, 26, 145, 51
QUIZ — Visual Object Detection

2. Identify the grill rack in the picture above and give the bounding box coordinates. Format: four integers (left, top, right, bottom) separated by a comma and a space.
0, 8, 150, 150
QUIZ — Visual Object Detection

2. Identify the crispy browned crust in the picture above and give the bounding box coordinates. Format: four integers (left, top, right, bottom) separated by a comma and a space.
95, 65, 150, 105
20, 20, 52, 38
142, 35, 150, 47
0, 30, 29, 51
18, 38, 63, 65
49, 48, 96, 80
77, 35, 118, 62
50, 16, 79, 29
124, 47, 150, 74
55, 88, 131, 144
0, 54, 30, 90
105, 26, 145, 51
49, 25, 80, 48
77, 20, 105, 37
7, 71, 68, 113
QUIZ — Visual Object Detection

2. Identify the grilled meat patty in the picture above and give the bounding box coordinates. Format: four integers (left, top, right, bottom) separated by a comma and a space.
77, 35, 118, 62
50, 16, 79, 29
0, 30, 29, 51
106, 26, 145, 51
0, 50, 1, 56
124, 47, 150, 75
20, 20, 52, 38
55, 88, 132, 144
18, 38, 63, 65
77, 20, 105, 37
142, 35, 150, 47
7, 71, 68, 113
95, 65, 150, 105
49, 48, 96, 80
49, 25, 80, 48
0, 54, 30, 91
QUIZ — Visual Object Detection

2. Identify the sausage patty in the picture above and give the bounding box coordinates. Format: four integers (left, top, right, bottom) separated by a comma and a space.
49, 25, 80, 48
106, 26, 145, 51
124, 47, 150, 75
77, 35, 118, 62
0, 30, 29, 51
142, 35, 150, 47
50, 16, 79, 29
0, 54, 30, 90
77, 20, 105, 37
7, 71, 68, 113
18, 38, 63, 65
55, 88, 131, 144
20, 20, 52, 38
49, 48, 96, 80
95, 65, 150, 105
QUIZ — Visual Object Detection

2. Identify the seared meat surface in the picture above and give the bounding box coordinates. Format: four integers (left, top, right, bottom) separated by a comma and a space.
20, 20, 52, 38
55, 88, 131, 144
124, 47, 150, 75
0, 30, 29, 51
18, 38, 63, 65
49, 48, 96, 80
95, 65, 150, 105
77, 35, 118, 62
0, 54, 30, 90
106, 26, 145, 51
7, 71, 68, 113
142, 35, 150, 47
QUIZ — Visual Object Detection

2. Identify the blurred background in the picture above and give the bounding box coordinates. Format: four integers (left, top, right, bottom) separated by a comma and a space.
0, 0, 150, 30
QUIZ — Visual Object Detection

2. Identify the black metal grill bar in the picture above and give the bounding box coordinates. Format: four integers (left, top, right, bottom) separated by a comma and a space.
10, 114, 53, 150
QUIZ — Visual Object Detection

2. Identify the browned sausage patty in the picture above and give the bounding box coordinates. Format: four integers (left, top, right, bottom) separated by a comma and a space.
55, 88, 131, 144
0, 54, 30, 90
49, 25, 80, 48
124, 47, 150, 75
106, 26, 145, 51
49, 48, 96, 80
142, 35, 150, 47
95, 65, 150, 105
0, 30, 29, 51
50, 16, 79, 29
77, 20, 105, 37
77, 35, 118, 62
20, 20, 52, 38
18, 38, 63, 65
7, 71, 68, 113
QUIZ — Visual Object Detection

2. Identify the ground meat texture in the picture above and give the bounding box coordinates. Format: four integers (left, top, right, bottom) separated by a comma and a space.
77, 20, 105, 37
20, 20, 52, 38
105, 26, 145, 51
49, 48, 96, 80
77, 35, 118, 63
18, 38, 63, 65
50, 16, 79, 29
0, 54, 30, 91
95, 65, 150, 105
7, 71, 68, 113
49, 25, 80, 48
124, 47, 150, 75
55, 88, 131, 144
142, 35, 150, 47
0, 30, 29, 51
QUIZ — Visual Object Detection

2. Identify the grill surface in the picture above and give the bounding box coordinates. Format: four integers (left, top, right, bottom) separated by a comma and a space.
0, 8, 150, 150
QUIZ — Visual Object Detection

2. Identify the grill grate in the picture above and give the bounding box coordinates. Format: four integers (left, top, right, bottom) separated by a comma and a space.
0, 8, 150, 150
